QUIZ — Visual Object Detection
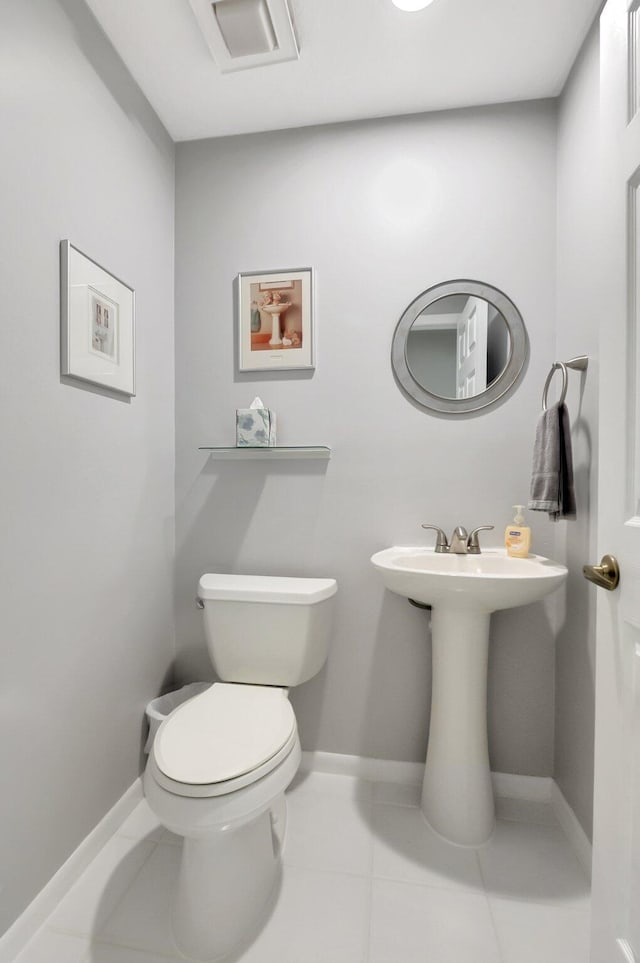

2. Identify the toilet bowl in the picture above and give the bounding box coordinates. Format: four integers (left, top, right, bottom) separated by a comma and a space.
144, 574, 337, 962
143, 684, 301, 961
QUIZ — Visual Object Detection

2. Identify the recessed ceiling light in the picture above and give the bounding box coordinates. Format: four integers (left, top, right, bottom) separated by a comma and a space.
391, 0, 435, 10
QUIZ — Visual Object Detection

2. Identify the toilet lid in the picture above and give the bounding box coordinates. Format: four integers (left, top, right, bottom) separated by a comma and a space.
153, 683, 296, 785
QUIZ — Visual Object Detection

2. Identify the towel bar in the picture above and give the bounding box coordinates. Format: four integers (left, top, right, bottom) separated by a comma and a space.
542, 356, 588, 410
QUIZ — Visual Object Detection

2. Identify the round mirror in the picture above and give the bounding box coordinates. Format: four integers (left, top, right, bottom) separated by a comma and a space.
391, 280, 528, 414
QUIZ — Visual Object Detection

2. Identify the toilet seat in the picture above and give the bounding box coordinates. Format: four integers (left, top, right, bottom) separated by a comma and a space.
152, 683, 297, 798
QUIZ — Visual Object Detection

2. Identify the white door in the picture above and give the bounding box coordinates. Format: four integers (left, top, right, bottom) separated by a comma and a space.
591, 2, 640, 960
456, 296, 488, 398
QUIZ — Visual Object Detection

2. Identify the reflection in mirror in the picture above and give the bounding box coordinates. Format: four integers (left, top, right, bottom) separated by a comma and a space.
391, 279, 527, 415
406, 295, 511, 400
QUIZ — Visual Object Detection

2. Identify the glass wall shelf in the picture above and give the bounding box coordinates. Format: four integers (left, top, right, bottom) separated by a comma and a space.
199, 446, 331, 460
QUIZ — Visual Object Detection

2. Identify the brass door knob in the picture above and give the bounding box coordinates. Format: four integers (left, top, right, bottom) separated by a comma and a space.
582, 554, 620, 591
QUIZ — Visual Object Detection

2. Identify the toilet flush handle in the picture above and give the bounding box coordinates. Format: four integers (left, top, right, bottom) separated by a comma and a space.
195, 597, 205, 609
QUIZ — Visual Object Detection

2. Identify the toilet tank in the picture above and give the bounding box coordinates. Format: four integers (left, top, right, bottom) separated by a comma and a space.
197, 574, 337, 686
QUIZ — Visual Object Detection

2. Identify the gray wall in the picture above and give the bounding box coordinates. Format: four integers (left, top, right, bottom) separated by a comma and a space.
0, 0, 175, 933
554, 22, 601, 841
174, 102, 561, 777
0, 0, 601, 930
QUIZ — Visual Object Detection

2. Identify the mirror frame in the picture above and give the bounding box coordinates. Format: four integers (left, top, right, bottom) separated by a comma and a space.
391, 279, 528, 414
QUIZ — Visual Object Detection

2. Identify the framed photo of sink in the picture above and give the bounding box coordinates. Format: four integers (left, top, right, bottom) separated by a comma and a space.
237, 267, 314, 372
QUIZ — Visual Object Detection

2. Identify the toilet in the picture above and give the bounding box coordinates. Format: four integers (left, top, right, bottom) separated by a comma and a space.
143, 573, 337, 962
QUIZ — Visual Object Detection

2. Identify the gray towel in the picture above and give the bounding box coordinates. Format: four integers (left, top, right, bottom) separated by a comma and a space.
528, 402, 576, 521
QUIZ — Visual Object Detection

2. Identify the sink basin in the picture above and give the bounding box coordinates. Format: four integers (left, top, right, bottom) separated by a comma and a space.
371, 545, 567, 846
371, 546, 567, 612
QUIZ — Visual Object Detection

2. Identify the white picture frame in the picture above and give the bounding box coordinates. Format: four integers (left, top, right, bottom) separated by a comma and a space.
60, 240, 135, 396
237, 267, 314, 372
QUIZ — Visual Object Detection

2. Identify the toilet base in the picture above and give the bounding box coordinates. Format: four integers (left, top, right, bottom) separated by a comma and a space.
144, 738, 301, 961
173, 805, 283, 961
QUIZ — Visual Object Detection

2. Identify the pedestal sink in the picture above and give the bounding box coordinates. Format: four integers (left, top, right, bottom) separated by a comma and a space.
261, 303, 289, 346
371, 547, 567, 846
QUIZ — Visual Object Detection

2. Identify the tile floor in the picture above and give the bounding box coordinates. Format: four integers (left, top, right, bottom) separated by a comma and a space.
14, 772, 591, 963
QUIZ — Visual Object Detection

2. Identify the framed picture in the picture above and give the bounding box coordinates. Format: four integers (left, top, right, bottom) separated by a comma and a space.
60, 240, 135, 396
237, 267, 314, 372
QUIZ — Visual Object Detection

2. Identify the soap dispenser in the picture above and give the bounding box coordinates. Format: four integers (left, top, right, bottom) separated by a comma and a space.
505, 505, 531, 558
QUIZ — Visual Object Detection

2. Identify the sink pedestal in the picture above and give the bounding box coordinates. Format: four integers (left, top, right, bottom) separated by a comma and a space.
421, 607, 494, 846
261, 304, 289, 346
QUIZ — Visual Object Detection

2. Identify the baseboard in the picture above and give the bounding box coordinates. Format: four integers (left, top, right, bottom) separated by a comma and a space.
491, 771, 553, 802
0, 778, 143, 963
300, 750, 424, 785
301, 751, 555, 803
550, 781, 593, 880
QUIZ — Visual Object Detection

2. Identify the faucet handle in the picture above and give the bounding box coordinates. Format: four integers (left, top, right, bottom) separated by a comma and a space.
467, 526, 494, 554
421, 524, 449, 553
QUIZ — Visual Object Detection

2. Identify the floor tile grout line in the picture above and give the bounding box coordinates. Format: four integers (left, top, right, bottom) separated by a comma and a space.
116, 832, 182, 849
482, 882, 510, 963
43, 923, 97, 942
282, 861, 374, 880
364, 791, 376, 877
370, 879, 486, 899
280, 863, 488, 894
367, 873, 491, 897
16, 926, 91, 959
363, 863, 375, 963
362, 791, 376, 963
483, 892, 592, 910
89, 932, 183, 961
115, 833, 165, 845
472, 849, 509, 963
476, 845, 490, 892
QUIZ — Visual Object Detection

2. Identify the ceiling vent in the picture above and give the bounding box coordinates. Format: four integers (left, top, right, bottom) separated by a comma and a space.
189, 0, 299, 73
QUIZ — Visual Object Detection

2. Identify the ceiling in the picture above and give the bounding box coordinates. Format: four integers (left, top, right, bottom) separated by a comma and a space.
84, 0, 603, 142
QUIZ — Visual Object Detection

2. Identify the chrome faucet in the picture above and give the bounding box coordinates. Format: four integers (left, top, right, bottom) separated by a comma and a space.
421, 524, 494, 554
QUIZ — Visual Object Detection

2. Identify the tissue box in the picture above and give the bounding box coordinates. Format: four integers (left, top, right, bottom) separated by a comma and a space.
236, 406, 277, 447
